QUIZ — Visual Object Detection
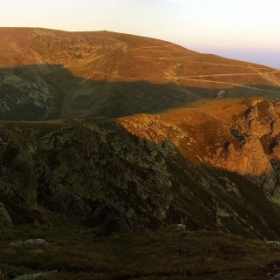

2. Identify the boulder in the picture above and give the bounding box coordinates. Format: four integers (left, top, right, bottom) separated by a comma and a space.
11, 239, 48, 248
217, 90, 227, 98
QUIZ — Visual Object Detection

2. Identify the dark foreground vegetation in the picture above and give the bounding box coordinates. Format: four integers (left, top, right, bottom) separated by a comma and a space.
0, 225, 280, 280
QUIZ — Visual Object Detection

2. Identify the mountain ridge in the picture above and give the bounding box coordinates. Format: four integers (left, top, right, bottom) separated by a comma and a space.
1, 97, 280, 239
1, 28, 280, 241
1, 28, 280, 121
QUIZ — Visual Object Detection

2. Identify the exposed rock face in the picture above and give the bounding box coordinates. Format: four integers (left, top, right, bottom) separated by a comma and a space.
117, 98, 280, 237
209, 98, 280, 195
120, 98, 280, 189
0, 120, 182, 232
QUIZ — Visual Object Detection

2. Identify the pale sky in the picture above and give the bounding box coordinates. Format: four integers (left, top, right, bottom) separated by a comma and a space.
1, 0, 280, 68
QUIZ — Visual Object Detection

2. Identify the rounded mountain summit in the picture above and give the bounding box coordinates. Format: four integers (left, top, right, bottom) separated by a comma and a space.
0, 27, 280, 120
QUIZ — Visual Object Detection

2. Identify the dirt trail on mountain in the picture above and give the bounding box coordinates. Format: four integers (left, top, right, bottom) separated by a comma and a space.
249, 64, 280, 87
176, 76, 280, 93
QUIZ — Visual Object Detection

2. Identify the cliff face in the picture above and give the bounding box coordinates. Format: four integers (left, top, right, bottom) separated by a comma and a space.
1, 98, 280, 238
210, 98, 280, 195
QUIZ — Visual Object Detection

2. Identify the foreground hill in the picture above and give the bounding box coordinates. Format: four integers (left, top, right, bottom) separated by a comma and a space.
1, 28, 280, 120
1, 97, 280, 240
1, 226, 280, 280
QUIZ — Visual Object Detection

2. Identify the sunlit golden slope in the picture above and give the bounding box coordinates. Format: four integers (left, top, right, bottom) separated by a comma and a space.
1, 27, 280, 87
0, 27, 280, 120
119, 97, 280, 183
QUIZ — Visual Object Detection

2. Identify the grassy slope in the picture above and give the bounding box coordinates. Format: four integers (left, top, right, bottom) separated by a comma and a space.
1, 28, 280, 120
0, 226, 280, 280
1, 27, 278, 88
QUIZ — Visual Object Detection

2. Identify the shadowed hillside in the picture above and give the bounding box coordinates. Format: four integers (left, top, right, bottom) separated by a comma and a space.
1, 64, 280, 121
2, 98, 280, 240
0, 64, 204, 120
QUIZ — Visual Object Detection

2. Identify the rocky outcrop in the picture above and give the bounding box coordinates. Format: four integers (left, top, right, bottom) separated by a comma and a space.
0, 119, 182, 232
117, 98, 280, 237
209, 98, 280, 194
1, 98, 280, 238
121, 98, 280, 192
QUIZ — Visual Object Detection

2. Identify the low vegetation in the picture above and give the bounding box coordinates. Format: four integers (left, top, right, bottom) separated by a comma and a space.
0, 226, 280, 279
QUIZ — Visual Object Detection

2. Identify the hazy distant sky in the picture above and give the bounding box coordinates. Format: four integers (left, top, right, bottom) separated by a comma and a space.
1, 0, 280, 68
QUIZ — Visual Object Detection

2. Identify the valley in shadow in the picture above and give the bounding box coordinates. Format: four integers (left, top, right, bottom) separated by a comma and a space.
1, 64, 280, 121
